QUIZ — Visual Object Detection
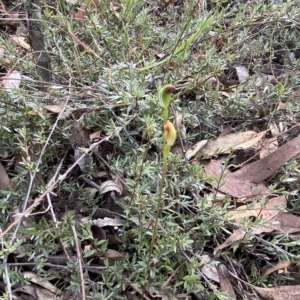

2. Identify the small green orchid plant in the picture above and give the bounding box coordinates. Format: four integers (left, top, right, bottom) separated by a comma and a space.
145, 85, 177, 282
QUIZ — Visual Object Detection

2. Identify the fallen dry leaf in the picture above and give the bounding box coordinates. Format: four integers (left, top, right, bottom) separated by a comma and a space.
3, 70, 22, 93
93, 217, 124, 227
203, 159, 271, 200
186, 140, 208, 160
260, 138, 278, 159
24, 272, 61, 294
254, 73, 276, 87
217, 73, 239, 87
230, 271, 300, 300
214, 229, 246, 253
200, 255, 220, 282
216, 211, 300, 253
99, 180, 122, 195
109, 2, 121, 19
186, 130, 265, 159
174, 111, 187, 140
9, 36, 30, 50
90, 130, 101, 143
233, 134, 300, 184
204, 135, 300, 199
44, 101, 71, 120
227, 211, 300, 236
250, 282, 300, 300
44, 101, 66, 113
226, 195, 287, 223
235, 65, 249, 83
269, 121, 281, 137
105, 249, 126, 260
12, 285, 59, 299
217, 264, 236, 300
97, 249, 126, 266
261, 260, 290, 278
0, 161, 10, 189
271, 212, 300, 235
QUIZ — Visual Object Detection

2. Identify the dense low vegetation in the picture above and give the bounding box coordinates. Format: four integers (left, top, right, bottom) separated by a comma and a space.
1, 0, 300, 299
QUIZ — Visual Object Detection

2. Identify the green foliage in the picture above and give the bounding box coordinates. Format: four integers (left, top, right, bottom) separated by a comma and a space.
1, 0, 300, 298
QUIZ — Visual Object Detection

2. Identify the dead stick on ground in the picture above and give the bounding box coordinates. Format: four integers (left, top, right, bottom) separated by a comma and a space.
72, 225, 86, 300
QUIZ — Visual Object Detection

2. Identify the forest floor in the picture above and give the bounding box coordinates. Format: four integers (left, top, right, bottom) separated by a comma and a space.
1, 0, 300, 299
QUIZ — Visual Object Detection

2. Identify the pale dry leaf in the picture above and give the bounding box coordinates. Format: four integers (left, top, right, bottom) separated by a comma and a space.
111, 173, 124, 193
23, 272, 61, 294
189, 130, 265, 158
233, 135, 300, 184
246, 209, 300, 237
105, 249, 126, 259
235, 131, 266, 149
217, 264, 236, 300
12, 285, 60, 299
214, 229, 246, 253
270, 212, 300, 235
93, 217, 124, 227
0, 46, 5, 59
227, 200, 290, 236
230, 271, 300, 300
185, 140, 208, 160
251, 219, 281, 235
260, 138, 278, 159
9, 36, 30, 50
269, 121, 281, 137
235, 65, 249, 83
3, 70, 22, 93
251, 284, 300, 300
203, 159, 271, 200
200, 255, 220, 282
15, 22, 29, 36
99, 180, 122, 195
261, 260, 290, 278
90, 130, 101, 143
0, 161, 10, 189
226, 195, 287, 223
44, 101, 66, 114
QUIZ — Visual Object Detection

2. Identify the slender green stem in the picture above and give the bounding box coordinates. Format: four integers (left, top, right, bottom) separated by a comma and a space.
144, 140, 169, 282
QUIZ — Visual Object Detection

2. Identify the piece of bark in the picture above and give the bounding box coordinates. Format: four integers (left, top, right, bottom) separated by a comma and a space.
234, 135, 300, 184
